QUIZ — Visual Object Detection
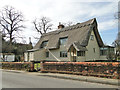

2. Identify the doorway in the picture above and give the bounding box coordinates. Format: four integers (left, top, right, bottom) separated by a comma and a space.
70, 46, 76, 62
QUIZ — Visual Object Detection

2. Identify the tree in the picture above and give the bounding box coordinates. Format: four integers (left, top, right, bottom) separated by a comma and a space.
112, 31, 120, 60
65, 21, 73, 27
112, 38, 120, 60
33, 17, 53, 37
0, 6, 24, 45
106, 52, 115, 61
114, 4, 120, 60
114, 11, 120, 20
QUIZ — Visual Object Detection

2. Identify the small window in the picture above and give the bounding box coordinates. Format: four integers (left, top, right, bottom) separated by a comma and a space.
46, 52, 49, 58
60, 37, 68, 45
90, 35, 94, 40
77, 51, 85, 56
100, 48, 107, 56
93, 48, 95, 53
40, 41, 48, 48
60, 51, 67, 57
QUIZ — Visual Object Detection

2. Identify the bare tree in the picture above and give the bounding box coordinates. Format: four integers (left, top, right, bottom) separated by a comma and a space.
0, 6, 25, 45
62, 21, 74, 27
114, 11, 120, 21
112, 38, 120, 60
33, 17, 53, 37
66, 21, 73, 27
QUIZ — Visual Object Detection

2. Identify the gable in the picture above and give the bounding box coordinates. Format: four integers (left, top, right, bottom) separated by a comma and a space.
88, 30, 99, 47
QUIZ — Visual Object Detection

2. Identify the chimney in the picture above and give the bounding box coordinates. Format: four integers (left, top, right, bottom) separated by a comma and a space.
58, 22, 65, 29
29, 37, 32, 45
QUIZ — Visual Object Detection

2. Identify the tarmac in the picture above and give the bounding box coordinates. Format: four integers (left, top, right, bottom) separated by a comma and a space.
1, 69, 119, 86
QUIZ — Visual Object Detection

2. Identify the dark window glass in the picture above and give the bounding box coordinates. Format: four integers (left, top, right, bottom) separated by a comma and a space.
77, 51, 85, 56
100, 48, 107, 56
40, 41, 48, 48
46, 52, 49, 57
60, 37, 68, 45
93, 48, 95, 53
60, 51, 67, 57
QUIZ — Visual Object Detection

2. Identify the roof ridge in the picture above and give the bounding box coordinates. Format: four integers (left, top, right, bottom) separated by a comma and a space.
42, 18, 96, 37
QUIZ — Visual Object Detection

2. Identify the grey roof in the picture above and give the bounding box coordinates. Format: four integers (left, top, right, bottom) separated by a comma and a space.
34, 18, 104, 51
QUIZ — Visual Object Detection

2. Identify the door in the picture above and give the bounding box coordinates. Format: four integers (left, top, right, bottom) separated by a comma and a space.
70, 46, 76, 62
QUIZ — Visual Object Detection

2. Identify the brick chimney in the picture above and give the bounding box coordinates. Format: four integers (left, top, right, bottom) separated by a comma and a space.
58, 22, 65, 29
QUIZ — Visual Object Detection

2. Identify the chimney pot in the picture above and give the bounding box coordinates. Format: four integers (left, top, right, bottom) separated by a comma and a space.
58, 22, 64, 29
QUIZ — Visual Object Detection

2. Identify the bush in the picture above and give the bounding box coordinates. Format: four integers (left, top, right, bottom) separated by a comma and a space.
42, 62, 120, 79
1, 62, 32, 71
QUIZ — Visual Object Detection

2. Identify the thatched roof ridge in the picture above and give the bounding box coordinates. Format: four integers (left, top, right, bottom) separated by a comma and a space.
42, 18, 95, 37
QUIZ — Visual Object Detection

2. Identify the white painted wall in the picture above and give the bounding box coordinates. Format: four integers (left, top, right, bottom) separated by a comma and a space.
24, 53, 28, 62
29, 52, 34, 61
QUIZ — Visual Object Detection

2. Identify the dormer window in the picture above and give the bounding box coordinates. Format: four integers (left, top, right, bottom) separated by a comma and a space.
60, 37, 68, 45
40, 41, 48, 48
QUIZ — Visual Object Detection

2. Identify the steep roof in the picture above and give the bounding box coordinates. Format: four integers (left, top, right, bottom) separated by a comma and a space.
34, 18, 104, 51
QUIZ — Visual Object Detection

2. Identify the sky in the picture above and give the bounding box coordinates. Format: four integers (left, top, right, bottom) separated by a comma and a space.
0, 0, 119, 46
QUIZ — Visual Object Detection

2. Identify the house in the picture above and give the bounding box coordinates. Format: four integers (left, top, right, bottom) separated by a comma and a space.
0, 53, 15, 62
2, 37, 33, 62
24, 18, 115, 62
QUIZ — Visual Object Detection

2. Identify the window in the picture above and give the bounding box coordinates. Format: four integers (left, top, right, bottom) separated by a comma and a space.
77, 51, 85, 56
100, 48, 107, 56
90, 35, 94, 40
60, 37, 68, 45
60, 51, 67, 57
93, 48, 95, 53
110, 48, 114, 52
40, 41, 48, 48
46, 52, 49, 58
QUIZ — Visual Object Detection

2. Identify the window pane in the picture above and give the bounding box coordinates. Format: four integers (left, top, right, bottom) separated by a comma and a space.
46, 52, 49, 57
100, 50, 107, 56
60, 37, 68, 45
77, 51, 85, 56
60, 51, 67, 57
93, 48, 95, 53
40, 41, 48, 48
90, 35, 94, 40
77, 51, 80, 56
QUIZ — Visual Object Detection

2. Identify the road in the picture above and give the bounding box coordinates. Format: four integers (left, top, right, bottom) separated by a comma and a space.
2, 71, 118, 88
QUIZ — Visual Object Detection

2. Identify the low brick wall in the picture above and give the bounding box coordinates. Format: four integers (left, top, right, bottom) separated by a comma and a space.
1, 62, 34, 71
41, 62, 120, 79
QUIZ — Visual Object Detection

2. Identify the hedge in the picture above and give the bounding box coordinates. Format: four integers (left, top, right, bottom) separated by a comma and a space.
1, 62, 33, 71
41, 62, 120, 79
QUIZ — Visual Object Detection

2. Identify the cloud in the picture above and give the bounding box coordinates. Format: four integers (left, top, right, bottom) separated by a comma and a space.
89, 2, 118, 17
98, 19, 117, 32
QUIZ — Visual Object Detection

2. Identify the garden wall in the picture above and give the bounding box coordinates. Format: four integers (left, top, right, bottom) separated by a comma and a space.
41, 62, 120, 79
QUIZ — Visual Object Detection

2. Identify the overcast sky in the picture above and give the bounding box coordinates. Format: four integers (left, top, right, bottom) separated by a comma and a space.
0, 0, 119, 46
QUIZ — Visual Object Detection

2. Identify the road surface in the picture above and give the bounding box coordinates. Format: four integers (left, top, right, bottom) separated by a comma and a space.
2, 71, 118, 88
